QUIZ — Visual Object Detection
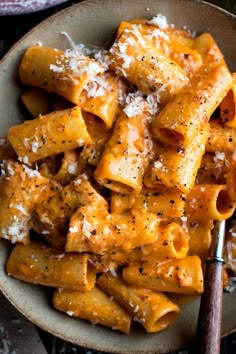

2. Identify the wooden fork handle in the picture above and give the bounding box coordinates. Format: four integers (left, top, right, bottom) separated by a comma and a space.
193, 260, 223, 354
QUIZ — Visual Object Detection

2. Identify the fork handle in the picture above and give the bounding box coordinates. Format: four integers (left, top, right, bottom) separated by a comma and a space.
193, 260, 223, 354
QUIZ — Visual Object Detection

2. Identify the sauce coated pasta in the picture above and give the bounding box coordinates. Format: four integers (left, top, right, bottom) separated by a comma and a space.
1, 14, 236, 334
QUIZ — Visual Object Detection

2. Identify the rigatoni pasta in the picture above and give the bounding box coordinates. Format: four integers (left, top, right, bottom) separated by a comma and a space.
188, 220, 214, 258
185, 184, 235, 221
53, 286, 132, 334
78, 72, 120, 128
94, 110, 152, 194
19, 46, 104, 104
1, 13, 236, 336
97, 272, 180, 332
8, 106, 92, 164
151, 62, 231, 147
0, 159, 59, 244
122, 256, 204, 295
111, 185, 185, 218
109, 23, 189, 104
144, 128, 209, 193
219, 73, 236, 127
7, 241, 96, 291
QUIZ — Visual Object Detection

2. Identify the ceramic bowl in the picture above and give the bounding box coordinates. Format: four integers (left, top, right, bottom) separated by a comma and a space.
0, 1, 236, 353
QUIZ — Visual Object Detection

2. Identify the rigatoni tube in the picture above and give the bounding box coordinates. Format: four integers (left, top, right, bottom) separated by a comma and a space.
152, 62, 232, 147
53, 286, 132, 334
109, 26, 188, 105
19, 46, 104, 104
111, 186, 185, 218
33, 174, 107, 248
0, 160, 55, 244
66, 206, 159, 254
122, 256, 204, 295
8, 107, 92, 163
95, 111, 152, 194
97, 272, 180, 333
144, 128, 209, 193
7, 241, 96, 291
185, 184, 235, 221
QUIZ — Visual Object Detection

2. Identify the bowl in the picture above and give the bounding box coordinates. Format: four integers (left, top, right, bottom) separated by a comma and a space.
0, 0, 236, 353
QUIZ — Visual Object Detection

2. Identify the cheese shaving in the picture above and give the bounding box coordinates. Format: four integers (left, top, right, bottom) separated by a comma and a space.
147, 14, 169, 29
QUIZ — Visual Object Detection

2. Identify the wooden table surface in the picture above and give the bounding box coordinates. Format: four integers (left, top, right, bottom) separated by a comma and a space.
0, 1, 236, 353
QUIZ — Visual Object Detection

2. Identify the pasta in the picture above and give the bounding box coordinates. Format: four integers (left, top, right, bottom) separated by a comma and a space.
109, 23, 189, 105
78, 72, 120, 128
1, 13, 236, 335
94, 110, 152, 194
19, 46, 104, 104
97, 272, 180, 332
110, 185, 185, 217
188, 220, 214, 258
8, 106, 92, 164
207, 119, 236, 153
151, 62, 231, 147
0, 159, 59, 244
53, 286, 132, 334
122, 256, 204, 295
144, 128, 209, 192
185, 184, 235, 221
7, 241, 96, 291
219, 73, 236, 127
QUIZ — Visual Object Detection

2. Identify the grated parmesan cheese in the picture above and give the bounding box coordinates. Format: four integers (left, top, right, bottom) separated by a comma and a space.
110, 40, 134, 73
69, 225, 79, 233
153, 160, 163, 169
94, 50, 111, 71
19, 156, 30, 165
49, 63, 63, 73
109, 266, 117, 277
77, 139, 85, 146
9, 203, 29, 217
1, 216, 29, 243
51, 49, 105, 82
146, 94, 159, 115
213, 151, 225, 162
180, 216, 188, 232
146, 28, 169, 41
147, 14, 169, 29
76, 59, 104, 77
84, 74, 109, 98
31, 140, 40, 153
128, 25, 146, 47
61, 31, 101, 56
67, 162, 78, 175
5, 163, 15, 176
188, 198, 198, 209
82, 216, 93, 238
50, 253, 65, 260
123, 94, 146, 117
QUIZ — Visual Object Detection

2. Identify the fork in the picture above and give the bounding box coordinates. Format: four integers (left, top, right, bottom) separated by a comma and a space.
191, 219, 226, 354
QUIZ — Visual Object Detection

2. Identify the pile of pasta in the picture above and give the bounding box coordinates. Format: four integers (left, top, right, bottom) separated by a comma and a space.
1, 14, 236, 334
